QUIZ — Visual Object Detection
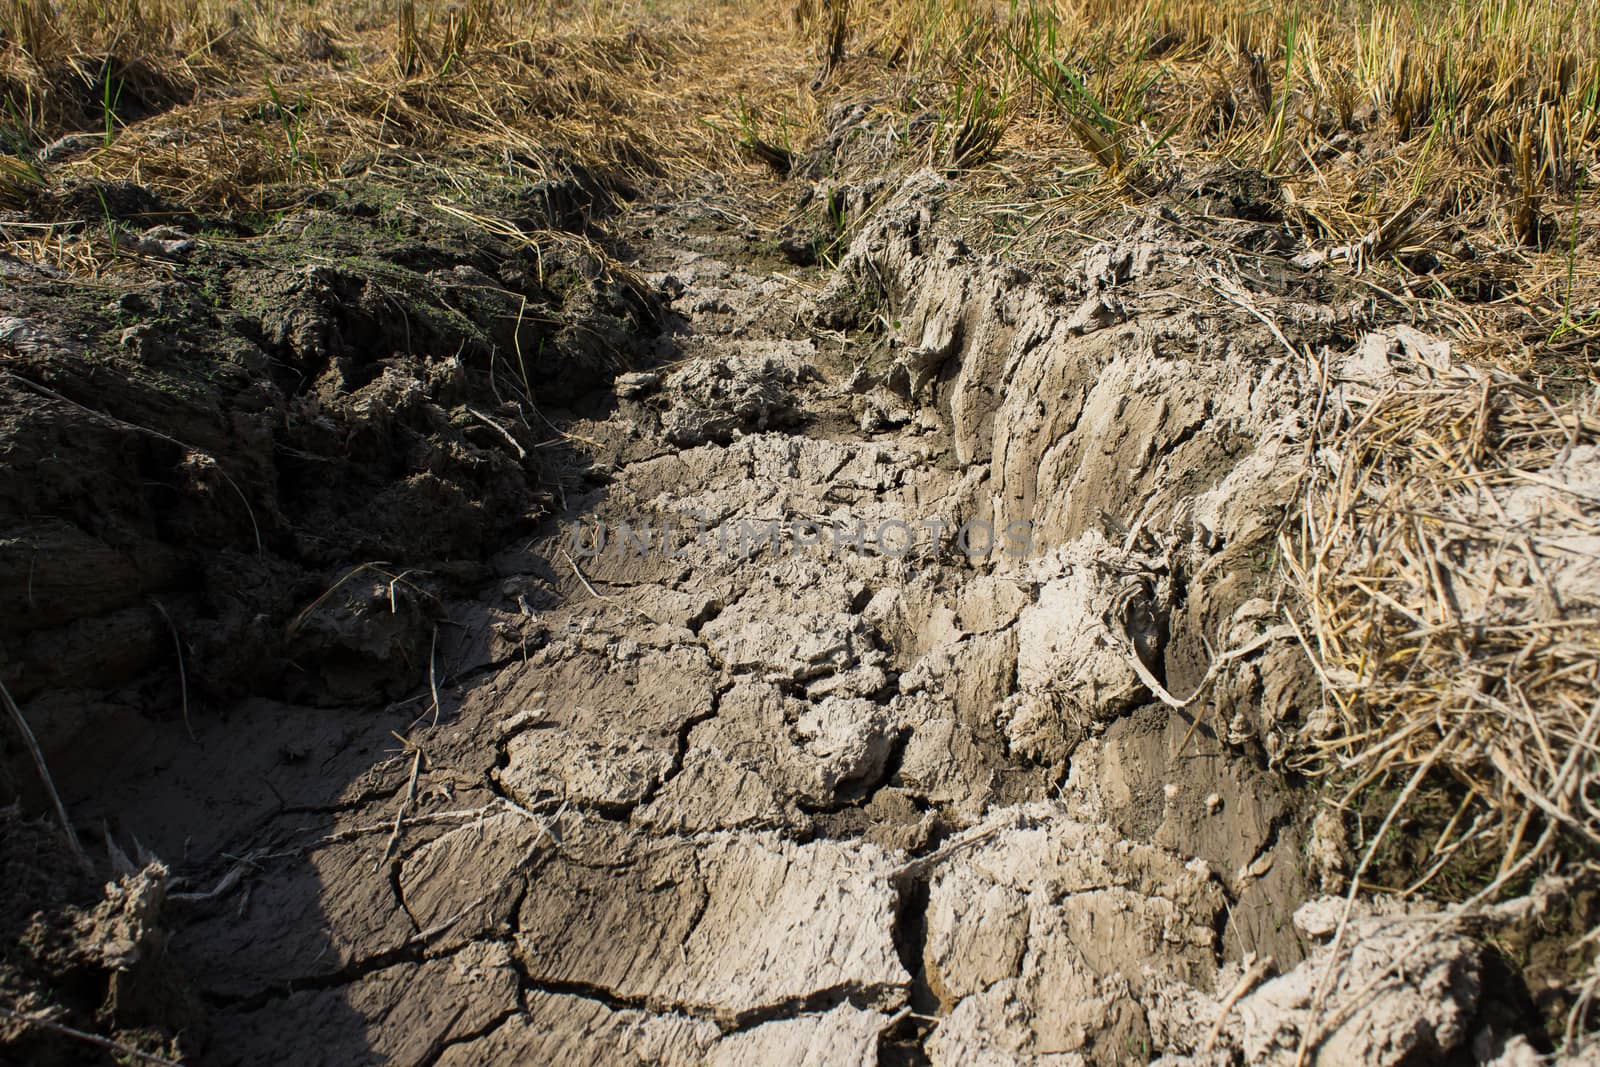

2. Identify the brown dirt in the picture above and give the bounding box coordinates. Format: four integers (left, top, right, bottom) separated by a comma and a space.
0, 148, 1579, 1066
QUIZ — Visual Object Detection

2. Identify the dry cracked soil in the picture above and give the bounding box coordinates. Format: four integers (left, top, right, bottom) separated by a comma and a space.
0, 163, 1578, 1065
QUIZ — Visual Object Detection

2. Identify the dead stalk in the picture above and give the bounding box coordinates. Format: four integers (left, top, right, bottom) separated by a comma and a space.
380, 742, 425, 869
0, 675, 90, 873
0, 1006, 183, 1066
148, 598, 195, 744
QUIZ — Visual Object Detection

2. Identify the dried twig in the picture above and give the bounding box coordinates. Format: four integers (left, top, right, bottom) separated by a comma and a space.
498, 795, 568, 850
168, 847, 277, 904
318, 807, 491, 844
1203, 955, 1275, 1053
886, 824, 1005, 884
561, 547, 614, 602
379, 742, 425, 869
285, 561, 432, 640
428, 626, 441, 727
148, 598, 194, 744
0, 675, 90, 872
1115, 610, 1297, 758
1299, 822, 1558, 1060
410, 899, 483, 944
466, 406, 527, 460
0, 1005, 182, 1066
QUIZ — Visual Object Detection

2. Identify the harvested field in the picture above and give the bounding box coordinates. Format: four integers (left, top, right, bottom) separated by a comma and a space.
1, 0, 1598, 1064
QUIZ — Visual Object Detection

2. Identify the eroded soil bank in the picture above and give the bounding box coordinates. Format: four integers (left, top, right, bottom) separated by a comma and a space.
0, 163, 1584, 1065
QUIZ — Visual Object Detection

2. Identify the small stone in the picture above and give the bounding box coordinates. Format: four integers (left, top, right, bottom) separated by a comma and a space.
497, 707, 545, 738
615, 371, 662, 399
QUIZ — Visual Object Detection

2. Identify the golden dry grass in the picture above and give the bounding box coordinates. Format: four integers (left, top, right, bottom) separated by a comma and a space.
0, 0, 827, 286
0, 0, 817, 211
812, 0, 1600, 352
1287, 350, 1600, 884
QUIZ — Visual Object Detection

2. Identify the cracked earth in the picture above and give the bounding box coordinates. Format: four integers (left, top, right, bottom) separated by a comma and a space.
15, 170, 1561, 1066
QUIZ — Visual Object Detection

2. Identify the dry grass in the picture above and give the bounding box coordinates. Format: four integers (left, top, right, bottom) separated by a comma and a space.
0, 0, 828, 283
0, 0, 818, 215
8, 0, 1594, 331
845, 0, 1600, 206
1287, 340, 1600, 882
806, 0, 1600, 359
